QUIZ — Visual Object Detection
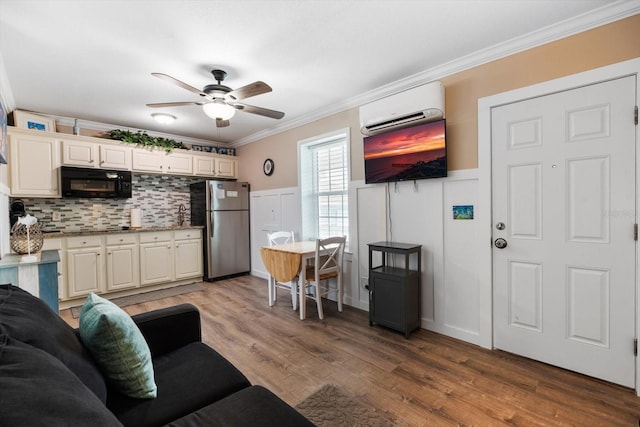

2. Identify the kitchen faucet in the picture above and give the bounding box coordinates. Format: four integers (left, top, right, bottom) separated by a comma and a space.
178, 204, 186, 226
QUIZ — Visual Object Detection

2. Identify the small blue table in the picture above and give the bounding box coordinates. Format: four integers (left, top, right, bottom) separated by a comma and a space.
0, 250, 60, 312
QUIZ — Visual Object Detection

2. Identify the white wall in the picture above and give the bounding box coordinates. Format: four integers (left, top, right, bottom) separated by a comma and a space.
250, 169, 486, 346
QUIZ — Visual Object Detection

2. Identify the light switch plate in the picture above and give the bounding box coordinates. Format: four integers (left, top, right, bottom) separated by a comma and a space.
52, 212, 61, 221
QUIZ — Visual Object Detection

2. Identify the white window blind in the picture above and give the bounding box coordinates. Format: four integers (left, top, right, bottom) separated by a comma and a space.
300, 131, 349, 242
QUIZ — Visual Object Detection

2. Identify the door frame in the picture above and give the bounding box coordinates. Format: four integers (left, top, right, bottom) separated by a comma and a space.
477, 57, 640, 393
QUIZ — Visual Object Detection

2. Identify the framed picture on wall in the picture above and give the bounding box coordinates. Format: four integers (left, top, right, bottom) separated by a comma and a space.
0, 98, 7, 164
13, 110, 55, 132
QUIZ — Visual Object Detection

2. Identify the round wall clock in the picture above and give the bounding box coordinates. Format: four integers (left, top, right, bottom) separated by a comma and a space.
263, 158, 274, 176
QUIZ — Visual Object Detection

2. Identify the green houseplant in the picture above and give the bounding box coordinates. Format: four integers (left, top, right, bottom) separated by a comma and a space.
108, 129, 187, 153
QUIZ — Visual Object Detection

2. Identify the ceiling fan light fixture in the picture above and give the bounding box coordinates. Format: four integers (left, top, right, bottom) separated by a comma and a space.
203, 100, 236, 121
151, 113, 177, 124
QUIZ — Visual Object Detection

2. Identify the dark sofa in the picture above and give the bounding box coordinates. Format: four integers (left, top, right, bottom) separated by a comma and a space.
0, 284, 313, 426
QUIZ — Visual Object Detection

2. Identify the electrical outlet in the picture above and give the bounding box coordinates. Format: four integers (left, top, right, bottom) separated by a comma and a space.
52, 212, 61, 221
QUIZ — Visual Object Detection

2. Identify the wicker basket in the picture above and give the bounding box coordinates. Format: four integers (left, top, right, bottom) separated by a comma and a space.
10, 222, 44, 255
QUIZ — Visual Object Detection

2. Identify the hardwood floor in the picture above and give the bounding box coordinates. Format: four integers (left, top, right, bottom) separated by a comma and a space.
60, 275, 640, 426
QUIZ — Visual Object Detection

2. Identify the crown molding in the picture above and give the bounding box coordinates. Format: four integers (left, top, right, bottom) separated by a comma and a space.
233, 0, 640, 147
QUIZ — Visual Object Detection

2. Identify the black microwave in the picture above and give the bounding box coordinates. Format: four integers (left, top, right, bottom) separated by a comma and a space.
61, 166, 132, 198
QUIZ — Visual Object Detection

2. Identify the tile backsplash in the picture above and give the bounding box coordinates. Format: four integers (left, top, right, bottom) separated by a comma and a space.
14, 174, 204, 232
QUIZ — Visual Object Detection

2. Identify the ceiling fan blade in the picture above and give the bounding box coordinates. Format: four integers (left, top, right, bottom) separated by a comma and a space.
151, 73, 208, 97
216, 119, 230, 128
146, 101, 203, 108
233, 102, 285, 119
225, 81, 272, 101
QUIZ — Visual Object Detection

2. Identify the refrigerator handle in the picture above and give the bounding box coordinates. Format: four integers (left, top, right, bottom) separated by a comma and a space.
207, 211, 214, 238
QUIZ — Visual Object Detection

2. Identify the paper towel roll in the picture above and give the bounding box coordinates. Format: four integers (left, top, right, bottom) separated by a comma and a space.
131, 208, 142, 229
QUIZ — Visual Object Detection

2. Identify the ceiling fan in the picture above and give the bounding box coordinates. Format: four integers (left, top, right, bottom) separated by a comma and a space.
147, 69, 285, 127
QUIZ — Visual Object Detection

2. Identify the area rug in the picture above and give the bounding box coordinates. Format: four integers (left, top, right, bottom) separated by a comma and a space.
70, 282, 205, 318
295, 384, 397, 427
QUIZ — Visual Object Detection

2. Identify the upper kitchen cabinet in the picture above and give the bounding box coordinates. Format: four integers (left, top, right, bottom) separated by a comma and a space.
165, 151, 193, 175
132, 147, 165, 173
215, 156, 237, 178
8, 128, 61, 197
133, 147, 235, 177
61, 138, 132, 170
8, 126, 238, 182
193, 154, 236, 178
193, 154, 215, 176
132, 148, 194, 175
100, 144, 133, 170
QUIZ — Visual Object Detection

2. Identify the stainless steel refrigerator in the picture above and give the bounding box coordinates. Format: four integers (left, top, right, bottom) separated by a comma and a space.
190, 181, 250, 280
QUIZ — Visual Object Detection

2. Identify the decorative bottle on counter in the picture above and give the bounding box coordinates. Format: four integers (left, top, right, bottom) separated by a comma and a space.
72, 119, 80, 135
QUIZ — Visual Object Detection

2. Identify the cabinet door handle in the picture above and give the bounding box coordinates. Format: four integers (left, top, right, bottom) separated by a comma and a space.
108, 252, 112, 255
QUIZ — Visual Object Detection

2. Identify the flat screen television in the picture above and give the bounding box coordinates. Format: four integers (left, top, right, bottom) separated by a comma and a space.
363, 119, 447, 184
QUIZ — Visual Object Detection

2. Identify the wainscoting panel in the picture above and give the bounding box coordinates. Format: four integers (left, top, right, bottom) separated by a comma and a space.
441, 178, 480, 342
353, 184, 387, 308
384, 180, 443, 324
250, 187, 300, 278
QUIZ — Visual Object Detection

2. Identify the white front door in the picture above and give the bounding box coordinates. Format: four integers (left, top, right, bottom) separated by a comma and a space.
492, 76, 637, 387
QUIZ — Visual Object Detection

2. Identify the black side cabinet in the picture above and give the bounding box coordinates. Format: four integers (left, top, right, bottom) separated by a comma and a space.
368, 241, 422, 338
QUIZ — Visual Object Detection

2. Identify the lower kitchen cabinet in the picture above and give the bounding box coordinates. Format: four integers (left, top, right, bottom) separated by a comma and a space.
140, 232, 174, 286
174, 230, 203, 279
106, 234, 140, 291
66, 236, 105, 298
50, 228, 203, 305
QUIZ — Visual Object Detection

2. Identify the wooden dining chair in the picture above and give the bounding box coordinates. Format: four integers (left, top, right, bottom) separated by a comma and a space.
302, 236, 346, 320
267, 231, 298, 309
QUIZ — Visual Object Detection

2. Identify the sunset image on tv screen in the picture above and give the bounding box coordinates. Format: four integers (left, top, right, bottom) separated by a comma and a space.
364, 120, 446, 183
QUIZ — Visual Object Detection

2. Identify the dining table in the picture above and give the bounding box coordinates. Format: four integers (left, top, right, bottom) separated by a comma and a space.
260, 240, 317, 320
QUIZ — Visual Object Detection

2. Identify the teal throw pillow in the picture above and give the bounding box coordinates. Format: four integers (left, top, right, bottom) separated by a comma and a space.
79, 293, 157, 399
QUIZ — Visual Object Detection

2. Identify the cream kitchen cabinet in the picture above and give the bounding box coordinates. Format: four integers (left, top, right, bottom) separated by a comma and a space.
139, 231, 174, 286
99, 144, 133, 169
8, 129, 61, 197
61, 139, 133, 170
105, 234, 140, 291
66, 236, 105, 298
133, 148, 194, 175
193, 154, 237, 179
165, 151, 193, 175
214, 156, 237, 178
174, 229, 203, 279
193, 155, 215, 176
52, 228, 203, 307
61, 139, 98, 167
132, 148, 165, 173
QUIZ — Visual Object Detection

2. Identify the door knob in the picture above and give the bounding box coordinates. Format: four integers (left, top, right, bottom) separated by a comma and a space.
494, 238, 508, 249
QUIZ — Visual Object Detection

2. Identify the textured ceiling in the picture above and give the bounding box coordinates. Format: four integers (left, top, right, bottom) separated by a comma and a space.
0, 0, 635, 145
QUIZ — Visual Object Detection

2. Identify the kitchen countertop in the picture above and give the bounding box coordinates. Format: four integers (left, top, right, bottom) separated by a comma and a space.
43, 225, 204, 238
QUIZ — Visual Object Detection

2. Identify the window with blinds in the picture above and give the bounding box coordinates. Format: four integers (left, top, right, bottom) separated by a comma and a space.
299, 130, 350, 242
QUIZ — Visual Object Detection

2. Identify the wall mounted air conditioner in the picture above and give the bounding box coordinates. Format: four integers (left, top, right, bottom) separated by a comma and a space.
359, 81, 445, 136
